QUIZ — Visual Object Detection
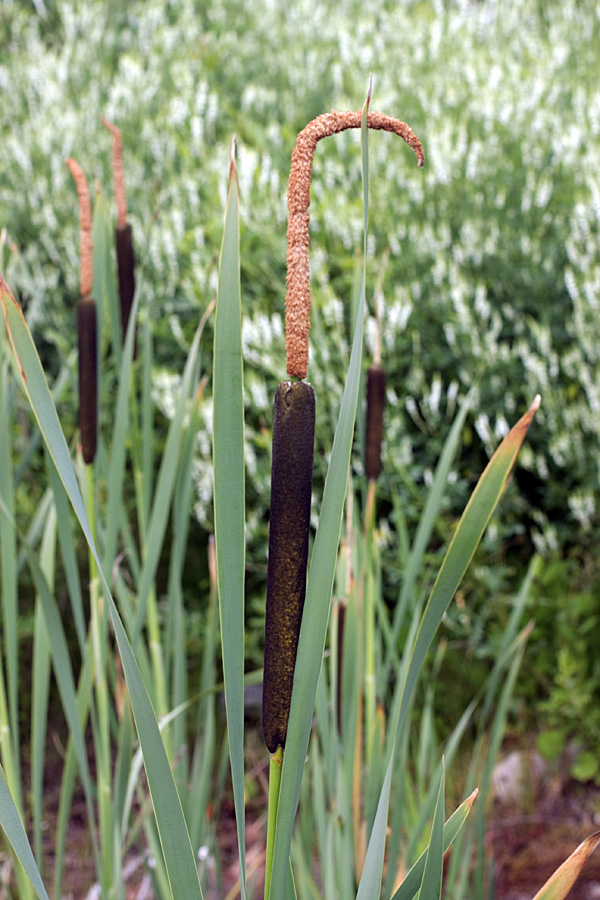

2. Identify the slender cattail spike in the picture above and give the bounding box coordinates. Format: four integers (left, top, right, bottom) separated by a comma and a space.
102, 117, 137, 350
365, 365, 386, 480
263, 380, 316, 754
286, 110, 424, 379
115, 222, 136, 347
77, 293, 98, 464
66, 158, 93, 298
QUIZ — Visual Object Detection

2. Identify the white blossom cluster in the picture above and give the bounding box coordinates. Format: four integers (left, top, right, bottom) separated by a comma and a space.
1, 0, 599, 549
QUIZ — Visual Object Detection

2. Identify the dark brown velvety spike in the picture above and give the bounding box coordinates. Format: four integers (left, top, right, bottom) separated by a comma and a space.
262, 380, 315, 754
365, 365, 386, 480
116, 223, 136, 351
77, 294, 98, 465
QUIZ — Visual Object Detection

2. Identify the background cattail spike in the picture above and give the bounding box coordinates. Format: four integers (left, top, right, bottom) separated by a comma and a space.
365, 365, 386, 480
101, 117, 128, 227
286, 110, 424, 379
66, 157, 93, 298
102, 117, 137, 349
77, 294, 98, 464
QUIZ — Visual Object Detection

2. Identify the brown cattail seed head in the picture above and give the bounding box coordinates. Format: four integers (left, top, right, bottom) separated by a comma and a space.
102, 117, 137, 349
263, 380, 316, 754
286, 110, 424, 379
115, 222, 136, 347
365, 365, 386, 480
77, 294, 98, 464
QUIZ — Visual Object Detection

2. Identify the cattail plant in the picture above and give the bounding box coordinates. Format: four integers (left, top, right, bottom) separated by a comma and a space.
262, 102, 424, 898
263, 109, 424, 754
66, 157, 97, 465
102, 117, 136, 350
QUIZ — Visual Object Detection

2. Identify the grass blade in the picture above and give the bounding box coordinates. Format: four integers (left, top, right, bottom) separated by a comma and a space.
0, 764, 50, 900
1, 268, 204, 900
392, 395, 541, 746
415, 764, 444, 900
391, 790, 478, 900
212, 139, 247, 896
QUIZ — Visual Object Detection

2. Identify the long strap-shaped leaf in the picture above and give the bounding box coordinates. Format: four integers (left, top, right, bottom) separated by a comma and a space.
391, 790, 477, 900
212, 141, 247, 897
268, 91, 371, 900
531, 831, 600, 900
357, 394, 541, 900
0, 763, 50, 900
0, 271, 204, 900
393, 393, 541, 743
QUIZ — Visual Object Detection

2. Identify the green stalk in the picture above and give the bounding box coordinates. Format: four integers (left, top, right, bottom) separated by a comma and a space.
264, 746, 284, 900
85, 460, 114, 894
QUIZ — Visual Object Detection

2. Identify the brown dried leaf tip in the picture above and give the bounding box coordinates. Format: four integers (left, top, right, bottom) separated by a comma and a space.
285, 110, 424, 380
101, 117, 128, 227
66, 158, 93, 298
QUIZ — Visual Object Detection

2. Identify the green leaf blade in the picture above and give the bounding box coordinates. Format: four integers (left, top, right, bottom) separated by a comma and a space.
212, 142, 247, 896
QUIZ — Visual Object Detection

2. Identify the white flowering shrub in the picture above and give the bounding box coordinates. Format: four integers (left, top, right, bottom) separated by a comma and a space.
1, 0, 599, 563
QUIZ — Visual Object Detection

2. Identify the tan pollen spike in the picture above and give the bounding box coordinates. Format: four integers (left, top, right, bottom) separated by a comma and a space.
101, 117, 128, 228
285, 110, 424, 379
66, 157, 93, 297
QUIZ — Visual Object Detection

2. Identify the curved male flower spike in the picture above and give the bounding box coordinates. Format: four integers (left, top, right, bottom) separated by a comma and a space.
66, 157, 94, 299
285, 109, 424, 379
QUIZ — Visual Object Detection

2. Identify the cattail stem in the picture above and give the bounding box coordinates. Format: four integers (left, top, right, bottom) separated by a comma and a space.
262, 380, 315, 754
286, 110, 424, 379
264, 745, 283, 900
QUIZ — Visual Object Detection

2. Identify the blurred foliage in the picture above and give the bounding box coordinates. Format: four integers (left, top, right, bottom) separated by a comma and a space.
530, 555, 600, 784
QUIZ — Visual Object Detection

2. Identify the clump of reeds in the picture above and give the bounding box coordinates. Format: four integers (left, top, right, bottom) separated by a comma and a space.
66, 157, 97, 465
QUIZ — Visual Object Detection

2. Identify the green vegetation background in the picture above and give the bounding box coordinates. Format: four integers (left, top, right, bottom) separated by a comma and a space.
1, 0, 599, 763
